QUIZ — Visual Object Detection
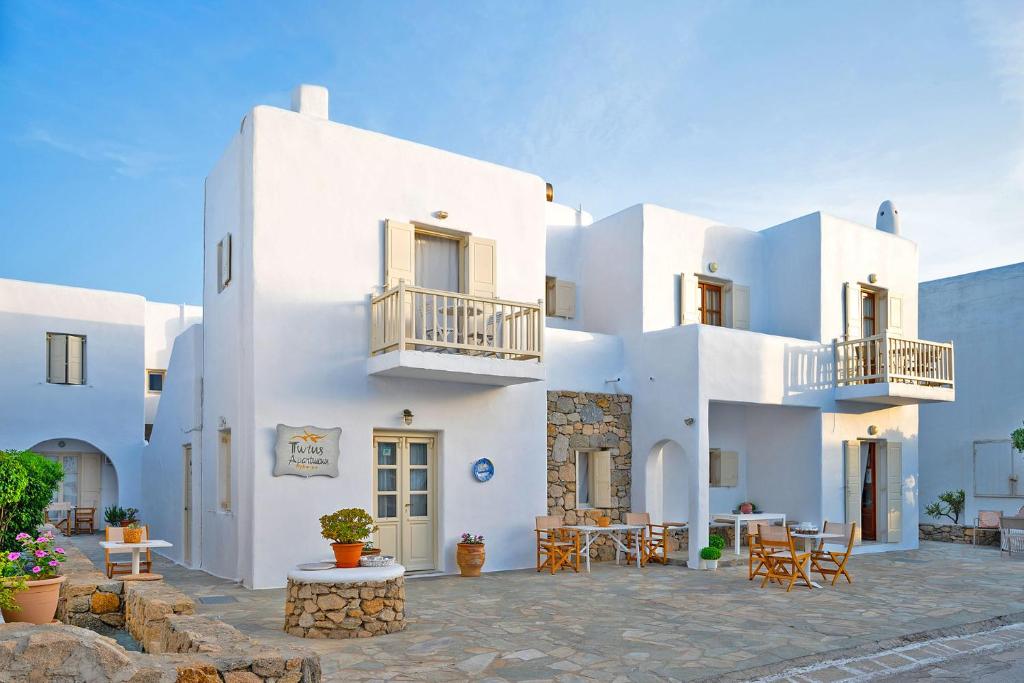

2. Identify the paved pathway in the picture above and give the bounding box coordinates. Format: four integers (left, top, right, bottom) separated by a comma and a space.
69, 538, 1024, 681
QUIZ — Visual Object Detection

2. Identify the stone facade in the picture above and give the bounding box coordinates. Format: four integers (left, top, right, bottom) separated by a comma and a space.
547, 391, 632, 561
919, 523, 1000, 546
284, 577, 406, 639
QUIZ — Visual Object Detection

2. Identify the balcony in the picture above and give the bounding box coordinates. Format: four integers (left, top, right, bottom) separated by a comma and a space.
367, 282, 545, 386
834, 333, 955, 405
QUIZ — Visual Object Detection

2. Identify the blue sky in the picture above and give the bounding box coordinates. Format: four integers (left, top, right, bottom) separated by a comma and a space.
1, 1, 1021, 304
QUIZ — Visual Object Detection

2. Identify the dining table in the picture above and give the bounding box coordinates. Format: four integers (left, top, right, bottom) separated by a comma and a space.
713, 512, 787, 555
564, 523, 645, 572
99, 539, 172, 575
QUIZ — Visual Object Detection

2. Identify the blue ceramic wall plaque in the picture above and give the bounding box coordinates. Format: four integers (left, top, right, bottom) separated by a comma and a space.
472, 458, 494, 482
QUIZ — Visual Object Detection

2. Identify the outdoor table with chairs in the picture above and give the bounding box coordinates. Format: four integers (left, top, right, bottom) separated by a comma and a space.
748, 520, 856, 591
44, 503, 95, 536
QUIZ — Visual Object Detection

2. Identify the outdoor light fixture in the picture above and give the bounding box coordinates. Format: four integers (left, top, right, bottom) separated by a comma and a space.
708, 262, 719, 273
684, 417, 695, 426
868, 425, 878, 436
868, 273, 878, 284
402, 409, 414, 426
545, 182, 554, 202
434, 210, 449, 220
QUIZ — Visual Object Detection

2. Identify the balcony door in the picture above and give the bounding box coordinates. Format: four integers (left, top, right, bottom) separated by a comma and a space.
415, 232, 460, 292
373, 433, 436, 571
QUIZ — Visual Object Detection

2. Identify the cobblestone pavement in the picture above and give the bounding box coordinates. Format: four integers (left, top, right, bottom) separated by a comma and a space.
68, 537, 1024, 681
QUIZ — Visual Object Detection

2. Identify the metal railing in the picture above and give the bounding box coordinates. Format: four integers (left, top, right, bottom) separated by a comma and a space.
370, 281, 543, 361
834, 333, 954, 388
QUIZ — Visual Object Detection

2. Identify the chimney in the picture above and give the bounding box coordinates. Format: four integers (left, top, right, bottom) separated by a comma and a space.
876, 200, 900, 235
290, 84, 329, 120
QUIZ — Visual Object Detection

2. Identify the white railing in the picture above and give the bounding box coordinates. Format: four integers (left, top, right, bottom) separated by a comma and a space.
370, 282, 543, 361
834, 333, 954, 388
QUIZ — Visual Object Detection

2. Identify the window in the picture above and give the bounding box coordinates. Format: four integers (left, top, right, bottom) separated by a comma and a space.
147, 369, 166, 393
144, 424, 154, 441
217, 234, 232, 292
709, 449, 739, 487
384, 219, 497, 298
576, 450, 612, 508
698, 281, 723, 326
415, 231, 460, 292
218, 429, 232, 512
545, 276, 577, 319
47, 333, 86, 385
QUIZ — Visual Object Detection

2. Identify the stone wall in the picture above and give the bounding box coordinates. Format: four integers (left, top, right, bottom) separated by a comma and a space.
285, 577, 406, 639
547, 391, 632, 561
57, 547, 128, 630
919, 523, 1000, 546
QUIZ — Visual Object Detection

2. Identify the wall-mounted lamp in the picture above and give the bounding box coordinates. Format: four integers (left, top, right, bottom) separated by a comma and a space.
545, 183, 554, 202
708, 262, 719, 273
684, 417, 695, 426
867, 425, 878, 436
868, 273, 878, 284
402, 409, 414, 426
434, 210, 449, 220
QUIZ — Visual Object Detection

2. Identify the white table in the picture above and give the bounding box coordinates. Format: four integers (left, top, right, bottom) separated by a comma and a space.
565, 524, 645, 572
99, 540, 172, 574
713, 512, 787, 556
790, 532, 843, 588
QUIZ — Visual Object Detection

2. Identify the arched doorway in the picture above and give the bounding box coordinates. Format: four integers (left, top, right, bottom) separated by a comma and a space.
30, 438, 119, 528
645, 439, 690, 524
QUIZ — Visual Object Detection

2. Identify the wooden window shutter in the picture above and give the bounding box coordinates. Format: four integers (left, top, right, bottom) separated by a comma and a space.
554, 280, 576, 318
844, 441, 862, 544
886, 294, 903, 336
590, 450, 613, 508
680, 273, 700, 325
66, 335, 84, 384
731, 285, 750, 330
465, 236, 497, 298
217, 234, 233, 292
720, 451, 739, 486
843, 282, 859, 340
80, 453, 102, 509
384, 219, 415, 288
48, 333, 66, 383
886, 442, 903, 543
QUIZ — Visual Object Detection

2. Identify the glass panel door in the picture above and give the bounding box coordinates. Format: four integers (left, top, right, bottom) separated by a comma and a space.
375, 441, 399, 520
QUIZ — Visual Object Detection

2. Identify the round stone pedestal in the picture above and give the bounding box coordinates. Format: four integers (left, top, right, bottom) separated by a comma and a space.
284, 564, 406, 639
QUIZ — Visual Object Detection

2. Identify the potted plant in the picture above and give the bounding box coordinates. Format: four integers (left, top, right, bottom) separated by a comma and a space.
123, 522, 143, 544
709, 534, 726, 551
122, 508, 139, 527
1, 530, 67, 624
361, 541, 381, 556
700, 546, 721, 570
103, 505, 126, 527
456, 533, 485, 577
737, 501, 757, 514
319, 508, 377, 568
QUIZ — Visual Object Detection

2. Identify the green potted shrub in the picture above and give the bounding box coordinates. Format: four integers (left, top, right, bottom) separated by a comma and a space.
700, 546, 721, 570
1, 530, 67, 624
103, 505, 126, 528
319, 508, 378, 568
122, 508, 140, 527
708, 534, 726, 551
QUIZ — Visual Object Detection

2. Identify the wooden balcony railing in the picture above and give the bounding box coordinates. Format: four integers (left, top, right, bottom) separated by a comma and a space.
370, 282, 543, 361
834, 333, 954, 388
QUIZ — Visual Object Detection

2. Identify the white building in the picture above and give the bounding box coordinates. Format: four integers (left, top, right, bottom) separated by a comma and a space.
0, 278, 199, 518
919, 262, 1024, 522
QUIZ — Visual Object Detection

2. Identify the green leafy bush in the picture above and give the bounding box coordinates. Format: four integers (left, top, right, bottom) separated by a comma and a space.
104, 505, 127, 526
925, 489, 966, 525
1012, 422, 1024, 453
319, 508, 378, 544
708, 534, 726, 550
700, 546, 722, 561
0, 450, 63, 551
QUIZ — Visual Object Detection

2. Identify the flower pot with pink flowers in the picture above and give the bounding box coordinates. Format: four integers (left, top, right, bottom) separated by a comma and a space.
456, 533, 485, 577
1, 531, 67, 624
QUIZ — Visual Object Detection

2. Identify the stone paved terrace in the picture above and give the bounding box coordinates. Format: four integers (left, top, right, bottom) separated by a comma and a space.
66, 536, 1024, 681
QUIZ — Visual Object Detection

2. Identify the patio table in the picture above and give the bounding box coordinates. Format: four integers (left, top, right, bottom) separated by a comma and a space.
99, 539, 172, 575
565, 524, 645, 572
713, 512, 787, 556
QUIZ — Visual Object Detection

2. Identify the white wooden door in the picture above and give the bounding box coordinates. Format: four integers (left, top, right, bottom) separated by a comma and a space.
372, 434, 436, 571
183, 445, 192, 564
844, 441, 862, 543
886, 442, 903, 543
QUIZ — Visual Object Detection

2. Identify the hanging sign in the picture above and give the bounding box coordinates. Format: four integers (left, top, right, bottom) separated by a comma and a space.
274, 424, 341, 477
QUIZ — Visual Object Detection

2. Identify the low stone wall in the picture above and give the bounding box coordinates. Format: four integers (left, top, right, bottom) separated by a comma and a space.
919, 523, 1000, 546
664, 526, 738, 554
285, 576, 406, 639
124, 580, 196, 652
57, 547, 127, 629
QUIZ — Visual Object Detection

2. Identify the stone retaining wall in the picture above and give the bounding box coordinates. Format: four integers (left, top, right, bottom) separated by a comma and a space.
285, 577, 406, 639
57, 547, 127, 630
919, 523, 1000, 546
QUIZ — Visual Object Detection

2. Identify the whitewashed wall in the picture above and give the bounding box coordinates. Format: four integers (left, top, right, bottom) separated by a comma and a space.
144, 303, 202, 425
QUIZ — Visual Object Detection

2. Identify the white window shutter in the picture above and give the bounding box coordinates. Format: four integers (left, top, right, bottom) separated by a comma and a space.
721, 451, 739, 487
48, 333, 66, 383
465, 236, 497, 298
886, 442, 903, 543
886, 294, 903, 336
384, 219, 416, 288
731, 285, 750, 330
554, 280, 576, 318
844, 282, 859, 341
590, 450, 613, 508
845, 440, 862, 544
66, 335, 84, 384
680, 273, 700, 325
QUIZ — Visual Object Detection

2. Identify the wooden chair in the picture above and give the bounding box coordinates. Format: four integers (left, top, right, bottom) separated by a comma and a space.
73, 507, 96, 535
974, 510, 1001, 548
624, 512, 668, 565
535, 515, 580, 574
759, 524, 812, 591
105, 525, 152, 578
46, 502, 73, 536
810, 521, 856, 585
747, 520, 774, 581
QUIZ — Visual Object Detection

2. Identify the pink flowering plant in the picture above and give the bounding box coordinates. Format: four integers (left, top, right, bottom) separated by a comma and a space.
1, 530, 66, 581
459, 533, 484, 545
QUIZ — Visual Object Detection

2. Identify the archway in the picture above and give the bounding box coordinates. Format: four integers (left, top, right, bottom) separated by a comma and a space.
645, 439, 690, 524
30, 438, 119, 527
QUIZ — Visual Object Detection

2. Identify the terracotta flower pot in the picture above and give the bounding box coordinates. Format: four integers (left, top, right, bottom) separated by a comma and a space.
120, 520, 131, 527
456, 543, 485, 577
361, 548, 381, 556
123, 528, 143, 544
1, 575, 66, 625
331, 542, 363, 568
597, 516, 611, 528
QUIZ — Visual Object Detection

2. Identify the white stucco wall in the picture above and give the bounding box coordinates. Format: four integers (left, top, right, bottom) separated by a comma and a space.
144, 302, 202, 425
545, 202, 593, 332
920, 262, 1024, 520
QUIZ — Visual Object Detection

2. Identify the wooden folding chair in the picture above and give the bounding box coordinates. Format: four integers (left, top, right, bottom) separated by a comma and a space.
747, 520, 774, 581
105, 525, 153, 578
74, 507, 96, 535
624, 512, 668, 565
46, 502, 73, 536
810, 521, 856, 585
759, 524, 812, 591
535, 515, 580, 574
